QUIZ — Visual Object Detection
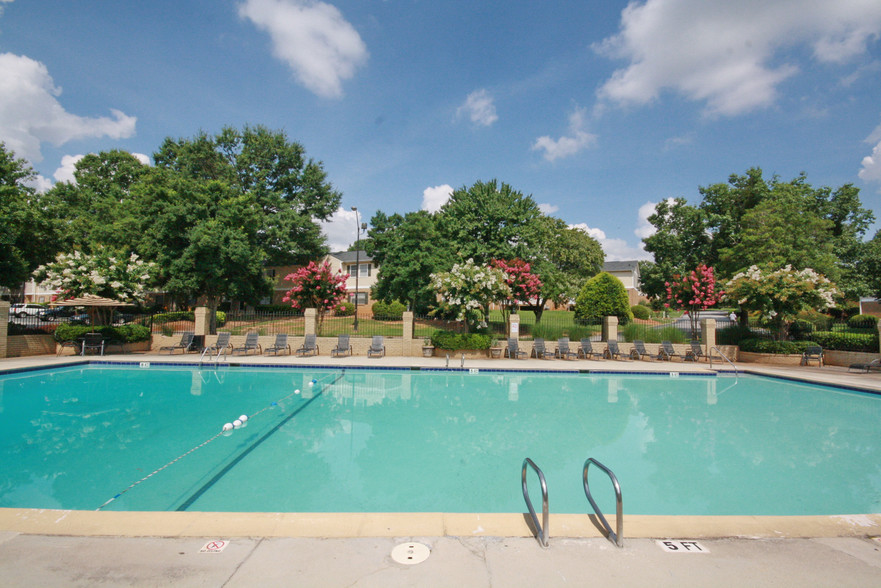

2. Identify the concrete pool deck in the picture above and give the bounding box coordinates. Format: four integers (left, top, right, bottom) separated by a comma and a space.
1, 353, 881, 586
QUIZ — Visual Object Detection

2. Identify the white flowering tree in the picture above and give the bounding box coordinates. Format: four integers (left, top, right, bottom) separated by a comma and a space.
35, 251, 158, 324
724, 265, 839, 340
430, 259, 510, 332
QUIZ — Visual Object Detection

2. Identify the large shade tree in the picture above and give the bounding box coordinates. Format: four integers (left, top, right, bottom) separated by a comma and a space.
0, 143, 61, 295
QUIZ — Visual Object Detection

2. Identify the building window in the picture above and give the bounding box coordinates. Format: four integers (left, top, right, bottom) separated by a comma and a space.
348, 263, 371, 277
349, 292, 368, 305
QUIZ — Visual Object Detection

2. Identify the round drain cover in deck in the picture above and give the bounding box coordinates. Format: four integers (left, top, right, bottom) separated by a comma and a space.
391, 542, 430, 565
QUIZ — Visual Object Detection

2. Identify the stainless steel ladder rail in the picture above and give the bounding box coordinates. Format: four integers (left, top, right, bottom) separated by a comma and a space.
583, 458, 623, 547
521, 458, 549, 548
710, 346, 738, 376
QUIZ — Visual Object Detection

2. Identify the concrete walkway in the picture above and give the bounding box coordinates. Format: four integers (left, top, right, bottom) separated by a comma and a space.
2, 533, 881, 587
2, 353, 881, 586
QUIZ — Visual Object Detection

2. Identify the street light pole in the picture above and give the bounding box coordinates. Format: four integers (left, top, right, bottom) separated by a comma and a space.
352, 207, 360, 332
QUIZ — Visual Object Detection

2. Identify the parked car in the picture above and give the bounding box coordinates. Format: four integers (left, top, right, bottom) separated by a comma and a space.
9, 303, 46, 318
39, 307, 75, 321
69, 313, 91, 325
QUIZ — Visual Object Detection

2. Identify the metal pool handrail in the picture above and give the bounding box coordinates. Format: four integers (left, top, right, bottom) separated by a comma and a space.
521, 458, 549, 548
583, 457, 623, 547
710, 346, 738, 376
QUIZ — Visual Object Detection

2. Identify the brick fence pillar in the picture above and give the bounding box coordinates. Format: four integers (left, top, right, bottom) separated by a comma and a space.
0, 301, 8, 358
701, 318, 716, 357
403, 311, 414, 356
603, 315, 618, 342
508, 314, 521, 340
304, 308, 317, 336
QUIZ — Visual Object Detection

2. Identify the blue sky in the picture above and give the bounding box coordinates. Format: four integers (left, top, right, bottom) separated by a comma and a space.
2, 0, 880, 259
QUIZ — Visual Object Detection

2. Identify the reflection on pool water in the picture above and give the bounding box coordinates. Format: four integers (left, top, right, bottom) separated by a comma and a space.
1, 365, 880, 516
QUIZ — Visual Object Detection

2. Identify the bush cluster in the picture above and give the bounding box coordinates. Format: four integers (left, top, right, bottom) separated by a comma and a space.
430, 330, 492, 350
54, 323, 151, 343
739, 338, 811, 354
372, 300, 407, 320
807, 331, 879, 353
630, 305, 650, 320
335, 301, 355, 316
848, 314, 878, 329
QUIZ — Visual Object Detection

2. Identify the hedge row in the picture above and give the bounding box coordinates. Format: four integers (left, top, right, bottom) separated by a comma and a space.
430, 331, 492, 350
807, 330, 879, 353
54, 323, 151, 343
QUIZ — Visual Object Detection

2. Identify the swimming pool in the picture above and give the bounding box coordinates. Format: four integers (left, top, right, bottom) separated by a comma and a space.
2, 364, 880, 516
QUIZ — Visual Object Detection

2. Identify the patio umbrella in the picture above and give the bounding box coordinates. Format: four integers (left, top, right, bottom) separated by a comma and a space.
54, 294, 130, 328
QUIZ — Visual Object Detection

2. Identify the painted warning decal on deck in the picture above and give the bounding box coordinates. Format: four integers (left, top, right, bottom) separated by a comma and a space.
656, 540, 709, 553
200, 540, 229, 553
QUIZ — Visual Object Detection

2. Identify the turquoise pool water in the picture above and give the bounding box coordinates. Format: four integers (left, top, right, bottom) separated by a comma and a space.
1, 364, 880, 516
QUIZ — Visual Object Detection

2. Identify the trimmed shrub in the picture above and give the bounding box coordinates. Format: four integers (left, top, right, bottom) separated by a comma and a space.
430, 330, 492, 350
574, 272, 633, 325
630, 305, 650, 320
372, 300, 407, 320
848, 314, 878, 329
739, 338, 811, 354
54, 323, 151, 343
335, 301, 355, 316
808, 330, 879, 352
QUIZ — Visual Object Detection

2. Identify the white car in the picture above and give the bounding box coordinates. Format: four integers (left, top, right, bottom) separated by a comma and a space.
9, 303, 46, 318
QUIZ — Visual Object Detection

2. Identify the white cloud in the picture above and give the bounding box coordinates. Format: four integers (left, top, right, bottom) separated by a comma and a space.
538, 202, 559, 215
320, 206, 367, 252
532, 106, 597, 162
456, 89, 498, 127
23, 174, 53, 194
53, 154, 85, 184
595, 0, 881, 116
858, 122, 881, 188
239, 0, 368, 99
422, 184, 452, 213
570, 223, 651, 262
0, 53, 137, 164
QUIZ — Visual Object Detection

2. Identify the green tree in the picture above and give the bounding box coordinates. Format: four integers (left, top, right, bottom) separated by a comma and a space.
527, 217, 604, 322
436, 179, 542, 264
153, 125, 341, 265
429, 259, 510, 332
574, 272, 633, 325
367, 210, 454, 313
859, 230, 881, 299
48, 150, 148, 253
0, 143, 61, 294
129, 169, 271, 331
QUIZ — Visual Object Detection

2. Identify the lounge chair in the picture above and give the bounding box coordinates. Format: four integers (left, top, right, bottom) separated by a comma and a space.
555, 337, 578, 360
296, 334, 319, 357
204, 332, 232, 356
531, 338, 554, 359
849, 358, 881, 373
505, 337, 527, 359
80, 332, 105, 356
160, 331, 195, 354
331, 334, 352, 357
577, 338, 603, 360
685, 341, 706, 362
264, 333, 291, 355
801, 345, 823, 367
604, 340, 624, 360
659, 341, 680, 361
367, 335, 385, 358
630, 340, 653, 360
232, 332, 262, 355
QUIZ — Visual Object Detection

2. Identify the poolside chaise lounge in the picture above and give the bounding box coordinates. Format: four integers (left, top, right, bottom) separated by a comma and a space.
849, 358, 881, 373
531, 337, 554, 359
505, 338, 527, 359
604, 340, 624, 360
659, 341, 680, 361
630, 340, 654, 360
685, 341, 706, 362
577, 338, 603, 360
802, 345, 823, 367
232, 332, 262, 355
264, 333, 291, 356
160, 331, 195, 354
296, 334, 319, 357
203, 332, 232, 356
331, 334, 352, 357
555, 337, 578, 360
367, 335, 385, 358
80, 332, 105, 356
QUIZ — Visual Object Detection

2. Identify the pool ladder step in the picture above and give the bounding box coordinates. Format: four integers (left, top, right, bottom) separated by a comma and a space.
521, 457, 623, 548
